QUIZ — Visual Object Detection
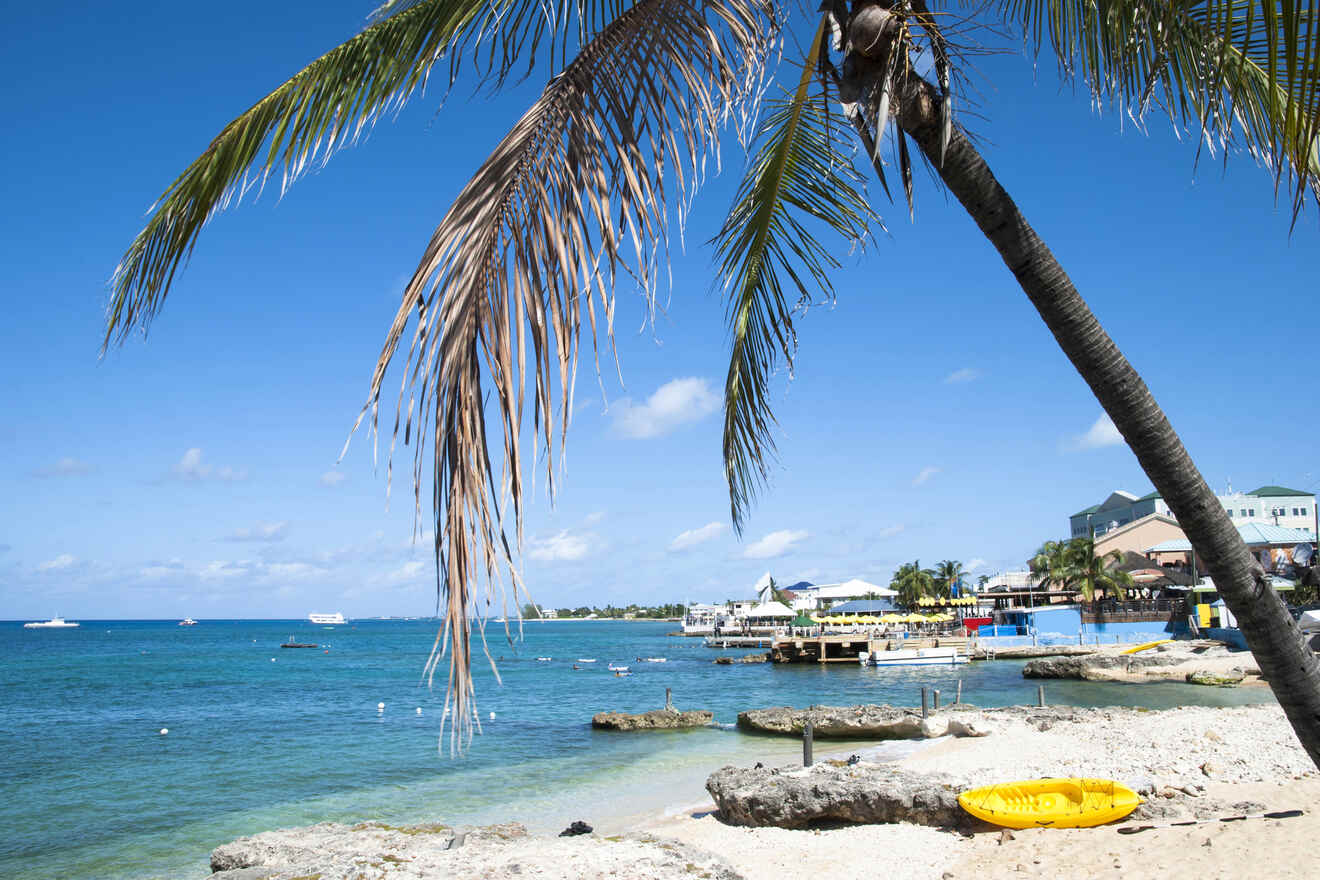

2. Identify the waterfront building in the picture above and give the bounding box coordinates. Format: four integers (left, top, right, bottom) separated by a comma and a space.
1146, 522, 1316, 573
1069, 484, 1316, 539
1093, 514, 1185, 558
788, 578, 896, 612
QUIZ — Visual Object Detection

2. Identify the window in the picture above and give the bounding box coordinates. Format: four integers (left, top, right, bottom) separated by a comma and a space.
1249, 508, 1256, 517
1227, 509, 1234, 518
1240, 509, 1249, 517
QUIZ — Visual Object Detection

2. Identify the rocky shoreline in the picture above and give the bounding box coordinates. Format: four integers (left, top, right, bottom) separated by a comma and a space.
200, 702, 1313, 879
1020, 639, 1261, 685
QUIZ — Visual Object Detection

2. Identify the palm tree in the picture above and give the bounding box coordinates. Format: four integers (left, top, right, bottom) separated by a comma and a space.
106, 0, 1320, 762
935, 560, 964, 599
890, 559, 935, 609
1030, 540, 1077, 592
1066, 538, 1134, 603
976, 574, 990, 592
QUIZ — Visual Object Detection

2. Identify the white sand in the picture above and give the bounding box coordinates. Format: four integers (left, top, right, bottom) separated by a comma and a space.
628, 703, 1318, 880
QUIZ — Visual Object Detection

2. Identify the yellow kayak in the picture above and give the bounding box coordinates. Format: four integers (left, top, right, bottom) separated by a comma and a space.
1120, 639, 1173, 655
958, 778, 1142, 829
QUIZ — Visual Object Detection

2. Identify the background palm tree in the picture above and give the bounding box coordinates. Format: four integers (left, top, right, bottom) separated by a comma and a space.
1030, 540, 1077, 592
976, 574, 990, 592
935, 559, 965, 599
1072, 543, 1135, 603
106, 0, 1320, 762
890, 560, 936, 609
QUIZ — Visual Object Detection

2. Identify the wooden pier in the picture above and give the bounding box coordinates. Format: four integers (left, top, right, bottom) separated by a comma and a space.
770, 633, 970, 663
703, 635, 775, 649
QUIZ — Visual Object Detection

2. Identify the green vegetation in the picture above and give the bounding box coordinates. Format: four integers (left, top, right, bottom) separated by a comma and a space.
550, 603, 686, 620
1029, 538, 1133, 601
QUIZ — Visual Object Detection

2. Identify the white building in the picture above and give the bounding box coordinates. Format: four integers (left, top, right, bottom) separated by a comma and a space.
788, 578, 897, 611
1070, 484, 1315, 538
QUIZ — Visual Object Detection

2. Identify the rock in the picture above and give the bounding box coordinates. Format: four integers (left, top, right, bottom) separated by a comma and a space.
209, 821, 743, 880
736, 704, 993, 740
714, 652, 767, 665
558, 821, 592, 837
1186, 671, 1244, 687
705, 763, 975, 829
1201, 761, 1220, 777
998, 829, 1015, 844
1205, 729, 1222, 742
590, 708, 714, 730
714, 656, 733, 665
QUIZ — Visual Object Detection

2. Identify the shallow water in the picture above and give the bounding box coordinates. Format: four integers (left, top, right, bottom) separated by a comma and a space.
0, 619, 1271, 879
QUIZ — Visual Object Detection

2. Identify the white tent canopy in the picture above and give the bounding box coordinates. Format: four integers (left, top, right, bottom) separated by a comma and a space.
752, 571, 774, 603
812, 578, 897, 599
746, 601, 794, 617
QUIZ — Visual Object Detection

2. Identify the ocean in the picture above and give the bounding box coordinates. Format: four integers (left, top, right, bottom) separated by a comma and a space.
1, 618, 1271, 879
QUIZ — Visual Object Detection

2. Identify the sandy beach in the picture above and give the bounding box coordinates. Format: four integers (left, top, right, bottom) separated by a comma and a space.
636, 702, 1318, 880
205, 701, 1319, 879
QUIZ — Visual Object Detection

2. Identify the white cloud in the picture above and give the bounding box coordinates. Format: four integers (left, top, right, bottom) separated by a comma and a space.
966, 557, 988, 571
34, 457, 91, 478
222, 522, 289, 543
912, 466, 940, 486
529, 530, 593, 562
612, 377, 719, 439
875, 524, 905, 539
374, 559, 427, 587
319, 470, 346, 487
744, 529, 807, 559
943, 367, 981, 384
1066, 414, 1124, 451
171, 448, 247, 482
669, 521, 725, 552
198, 560, 251, 580
583, 511, 605, 526
38, 553, 76, 571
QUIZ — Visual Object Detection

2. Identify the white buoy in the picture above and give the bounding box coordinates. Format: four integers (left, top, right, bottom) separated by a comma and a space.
377, 702, 385, 712
159, 728, 169, 735
416, 707, 422, 715
489, 711, 496, 720
270, 658, 276, 662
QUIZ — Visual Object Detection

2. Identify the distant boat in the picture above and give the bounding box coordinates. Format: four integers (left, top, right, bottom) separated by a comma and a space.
607, 664, 629, 672
178, 618, 197, 626
24, 616, 79, 629
308, 612, 346, 625
577, 658, 597, 663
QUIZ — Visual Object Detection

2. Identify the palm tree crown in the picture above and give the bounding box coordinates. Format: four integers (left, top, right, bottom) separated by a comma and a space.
106, 0, 1320, 759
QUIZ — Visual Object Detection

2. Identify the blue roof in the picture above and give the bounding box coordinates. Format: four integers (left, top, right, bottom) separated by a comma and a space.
1147, 523, 1315, 552
827, 599, 895, 614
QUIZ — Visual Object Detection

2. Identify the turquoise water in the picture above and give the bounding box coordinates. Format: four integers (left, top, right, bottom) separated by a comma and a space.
1, 619, 1271, 879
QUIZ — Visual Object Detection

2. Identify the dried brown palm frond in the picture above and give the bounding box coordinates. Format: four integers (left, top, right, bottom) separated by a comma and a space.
353, 0, 777, 751
105, 0, 642, 347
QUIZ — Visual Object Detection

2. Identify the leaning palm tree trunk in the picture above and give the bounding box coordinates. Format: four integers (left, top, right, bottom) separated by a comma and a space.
880, 70, 1320, 766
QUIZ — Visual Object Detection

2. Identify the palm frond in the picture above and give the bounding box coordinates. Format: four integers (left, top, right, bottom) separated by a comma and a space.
106, 0, 639, 347
998, 0, 1320, 219
354, 0, 776, 751
715, 17, 879, 533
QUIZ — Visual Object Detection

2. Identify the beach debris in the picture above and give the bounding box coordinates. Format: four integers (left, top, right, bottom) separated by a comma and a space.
558, 820, 593, 837
997, 829, 1015, 844
1117, 808, 1303, 834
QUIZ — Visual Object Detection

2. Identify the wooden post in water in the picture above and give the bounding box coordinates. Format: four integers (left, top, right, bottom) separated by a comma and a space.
803, 721, 814, 767
1037, 685, 1045, 707
933, 689, 941, 710
665, 687, 673, 711
956, 679, 962, 704
921, 686, 929, 718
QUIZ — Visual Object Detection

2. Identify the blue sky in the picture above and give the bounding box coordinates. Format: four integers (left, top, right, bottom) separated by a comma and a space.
2, 1, 1315, 619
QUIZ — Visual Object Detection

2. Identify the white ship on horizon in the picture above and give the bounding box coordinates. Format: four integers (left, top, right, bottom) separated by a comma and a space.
308, 612, 346, 625
24, 616, 80, 629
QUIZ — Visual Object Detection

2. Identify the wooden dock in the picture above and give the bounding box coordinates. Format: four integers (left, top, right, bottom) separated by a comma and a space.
703, 635, 775, 649
770, 633, 970, 663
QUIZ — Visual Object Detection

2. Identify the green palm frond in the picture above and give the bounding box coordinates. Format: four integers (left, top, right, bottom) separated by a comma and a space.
999, 0, 1320, 218
715, 17, 879, 533
106, 0, 637, 347
351, 0, 775, 750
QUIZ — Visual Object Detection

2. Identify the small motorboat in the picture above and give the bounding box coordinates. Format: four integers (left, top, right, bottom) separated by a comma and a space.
577, 658, 597, 663
858, 646, 968, 666
607, 664, 629, 672
24, 616, 80, 629
640, 657, 667, 663
536, 656, 553, 661
958, 778, 1141, 829
178, 618, 197, 626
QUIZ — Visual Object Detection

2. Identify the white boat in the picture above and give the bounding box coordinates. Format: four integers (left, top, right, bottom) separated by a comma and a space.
179, 618, 197, 626
577, 658, 597, 663
607, 664, 629, 671
24, 616, 80, 629
641, 657, 667, 663
308, 612, 346, 625
858, 646, 968, 666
